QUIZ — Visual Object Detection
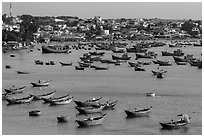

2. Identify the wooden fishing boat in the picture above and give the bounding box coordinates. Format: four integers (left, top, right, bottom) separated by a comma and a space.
31, 80, 51, 87
6, 95, 34, 104
74, 97, 102, 107
17, 71, 30, 74
128, 61, 139, 67
57, 115, 70, 122
112, 48, 125, 53
89, 51, 105, 56
151, 70, 167, 75
59, 62, 72, 66
75, 105, 106, 114
75, 66, 85, 70
137, 61, 151, 65
112, 54, 131, 60
106, 59, 118, 64
157, 60, 172, 66
161, 51, 173, 56
125, 106, 152, 117
4, 86, 26, 94
135, 53, 155, 59
103, 100, 118, 110
160, 115, 191, 129
32, 90, 56, 100
75, 113, 106, 127
42, 45, 69, 53
42, 93, 70, 103
29, 110, 41, 116
50, 96, 73, 105
78, 62, 90, 67
173, 56, 188, 62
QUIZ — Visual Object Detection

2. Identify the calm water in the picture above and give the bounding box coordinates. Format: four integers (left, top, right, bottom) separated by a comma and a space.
2, 42, 202, 135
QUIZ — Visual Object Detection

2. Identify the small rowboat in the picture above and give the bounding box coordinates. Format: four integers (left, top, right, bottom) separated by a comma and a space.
125, 106, 153, 117
74, 97, 102, 107
103, 100, 118, 110
17, 71, 30, 74
32, 90, 56, 100
6, 95, 34, 104
4, 86, 26, 94
75, 105, 105, 115
75, 113, 106, 127
29, 110, 41, 116
152, 70, 167, 75
42, 93, 70, 103
160, 115, 191, 129
59, 62, 72, 66
75, 66, 85, 70
31, 80, 51, 87
57, 116, 69, 122
146, 92, 156, 97
50, 96, 73, 105
128, 61, 139, 67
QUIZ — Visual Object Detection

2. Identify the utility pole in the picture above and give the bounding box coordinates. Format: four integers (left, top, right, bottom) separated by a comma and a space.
9, 2, 12, 17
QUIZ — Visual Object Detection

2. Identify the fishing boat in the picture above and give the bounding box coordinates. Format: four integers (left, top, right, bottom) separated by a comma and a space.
135, 53, 155, 59
157, 60, 172, 66
59, 62, 72, 66
42, 45, 69, 53
75, 105, 106, 114
32, 90, 56, 100
75, 113, 106, 127
160, 114, 190, 129
75, 66, 85, 70
4, 86, 26, 94
128, 61, 139, 67
161, 51, 173, 56
112, 54, 131, 60
125, 106, 152, 117
89, 51, 105, 56
31, 80, 51, 87
50, 96, 73, 105
146, 92, 156, 97
6, 95, 34, 104
173, 56, 188, 62
103, 100, 118, 110
57, 116, 70, 122
74, 97, 102, 107
17, 71, 30, 74
151, 69, 167, 75
29, 110, 41, 116
137, 61, 151, 65
78, 62, 90, 67
42, 93, 70, 103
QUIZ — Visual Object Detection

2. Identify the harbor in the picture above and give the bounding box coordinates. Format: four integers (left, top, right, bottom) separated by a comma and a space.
2, 2, 202, 135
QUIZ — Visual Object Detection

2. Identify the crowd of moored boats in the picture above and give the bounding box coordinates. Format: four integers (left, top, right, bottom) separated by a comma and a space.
3, 39, 201, 129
